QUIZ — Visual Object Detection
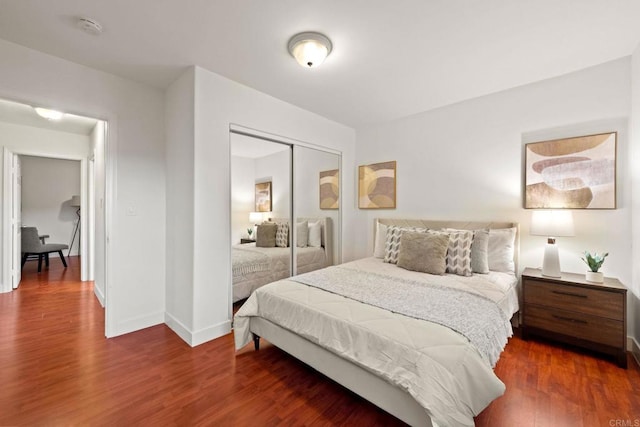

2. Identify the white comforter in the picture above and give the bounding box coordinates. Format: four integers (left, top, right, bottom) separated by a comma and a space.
235, 258, 518, 427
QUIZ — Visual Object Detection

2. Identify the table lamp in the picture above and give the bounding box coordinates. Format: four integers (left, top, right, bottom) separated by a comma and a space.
530, 210, 574, 278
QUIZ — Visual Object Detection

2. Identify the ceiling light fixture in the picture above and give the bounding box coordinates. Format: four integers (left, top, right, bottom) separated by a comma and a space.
34, 107, 64, 121
287, 32, 332, 68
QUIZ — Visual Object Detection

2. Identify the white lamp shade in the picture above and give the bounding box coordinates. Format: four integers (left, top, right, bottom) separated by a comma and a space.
249, 212, 263, 223
530, 210, 574, 237
70, 195, 81, 207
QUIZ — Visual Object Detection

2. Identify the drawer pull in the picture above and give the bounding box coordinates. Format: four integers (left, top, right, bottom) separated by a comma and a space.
551, 290, 587, 299
552, 314, 588, 324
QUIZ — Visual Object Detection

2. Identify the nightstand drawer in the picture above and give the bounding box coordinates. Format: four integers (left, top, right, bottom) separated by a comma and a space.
524, 279, 623, 320
524, 305, 623, 347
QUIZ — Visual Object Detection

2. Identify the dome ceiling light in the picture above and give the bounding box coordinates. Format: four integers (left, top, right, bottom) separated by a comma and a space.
287, 32, 332, 68
34, 107, 64, 121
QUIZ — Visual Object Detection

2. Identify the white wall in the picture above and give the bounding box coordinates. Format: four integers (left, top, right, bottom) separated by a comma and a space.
20, 156, 80, 255
254, 150, 291, 219
355, 58, 636, 339
0, 39, 166, 337
631, 44, 640, 346
164, 65, 356, 346
231, 155, 256, 244
165, 68, 195, 335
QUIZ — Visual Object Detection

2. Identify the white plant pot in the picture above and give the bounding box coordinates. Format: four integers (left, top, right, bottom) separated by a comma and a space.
585, 271, 604, 283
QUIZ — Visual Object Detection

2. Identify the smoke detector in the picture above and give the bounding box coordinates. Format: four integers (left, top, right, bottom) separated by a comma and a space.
77, 17, 103, 35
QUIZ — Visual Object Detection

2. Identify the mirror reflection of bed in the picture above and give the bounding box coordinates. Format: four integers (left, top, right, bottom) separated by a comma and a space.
232, 217, 332, 304
230, 130, 341, 311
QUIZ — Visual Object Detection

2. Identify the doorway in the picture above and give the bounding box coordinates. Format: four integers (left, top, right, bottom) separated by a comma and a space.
0, 98, 108, 311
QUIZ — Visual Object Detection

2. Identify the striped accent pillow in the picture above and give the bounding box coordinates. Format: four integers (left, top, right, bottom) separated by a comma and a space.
441, 229, 474, 276
383, 225, 427, 264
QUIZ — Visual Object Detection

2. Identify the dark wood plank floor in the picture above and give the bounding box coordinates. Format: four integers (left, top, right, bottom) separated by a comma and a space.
1, 257, 639, 426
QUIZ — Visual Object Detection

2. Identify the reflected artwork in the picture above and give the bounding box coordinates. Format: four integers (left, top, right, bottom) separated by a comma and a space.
319, 169, 339, 209
255, 181, 272, 212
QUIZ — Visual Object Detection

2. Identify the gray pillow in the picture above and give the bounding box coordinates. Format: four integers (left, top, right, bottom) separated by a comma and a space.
256, 222, 277, 247
397, 232, 449, 275
470, 229, 490, 274
296, 220, 308, 248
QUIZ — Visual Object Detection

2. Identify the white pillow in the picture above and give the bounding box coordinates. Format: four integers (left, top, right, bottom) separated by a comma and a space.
373, 222, 387, 258
488, 227, 516, 272
296, 221, 308, 248
308, 221, 322, 247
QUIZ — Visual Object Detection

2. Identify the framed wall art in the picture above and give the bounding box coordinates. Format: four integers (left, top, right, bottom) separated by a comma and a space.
255, 181, 272, 212
358, 161, 396, 209
524, 132, 616, 209
319, 169, 339, 209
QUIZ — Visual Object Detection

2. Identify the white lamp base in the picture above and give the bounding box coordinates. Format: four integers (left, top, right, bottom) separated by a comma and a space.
541, 242, 561, 278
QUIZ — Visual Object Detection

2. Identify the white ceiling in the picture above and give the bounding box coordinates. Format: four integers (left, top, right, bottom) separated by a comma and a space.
0, 1, 639, 127
0, 98, 98, 136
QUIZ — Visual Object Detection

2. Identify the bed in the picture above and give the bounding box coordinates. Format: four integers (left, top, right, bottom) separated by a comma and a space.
232, 217, 332, 302
234, 219, 519, 427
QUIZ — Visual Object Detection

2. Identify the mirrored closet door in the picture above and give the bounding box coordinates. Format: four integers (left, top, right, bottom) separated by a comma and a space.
293, 146, 341, 273
230, 130, 342, 310
230, 133, 292, 305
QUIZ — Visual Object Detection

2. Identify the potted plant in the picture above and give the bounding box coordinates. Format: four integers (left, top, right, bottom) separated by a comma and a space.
247, 227, 253, 239
581, 251, 608, 283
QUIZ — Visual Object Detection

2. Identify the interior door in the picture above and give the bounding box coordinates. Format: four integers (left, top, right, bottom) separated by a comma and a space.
11, 154, 22, 288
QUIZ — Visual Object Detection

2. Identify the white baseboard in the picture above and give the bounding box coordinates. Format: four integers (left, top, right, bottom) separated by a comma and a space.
164, 312, 193, 344
629, 336, 640, 367
191, 320, 232, 346
107, 310, 164, 338
93, 284, 105, 307
164, 312, 231, 347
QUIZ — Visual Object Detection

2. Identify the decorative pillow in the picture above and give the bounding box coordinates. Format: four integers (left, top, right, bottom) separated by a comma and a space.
373, 222, 387, 258
383, 225, 427, 264
296, 220, 309, 248
308, 221, 322, 247
275, 222, 289, 248
488, 227, 516, 272
435, 229, 473, 276
256, 222, 277, 247
442, 228, 489, 274
470, 229, 490, 274
397, 232, 449, 275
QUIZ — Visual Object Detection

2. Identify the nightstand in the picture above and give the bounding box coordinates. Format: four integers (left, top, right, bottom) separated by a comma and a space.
240, 238, 255, 244
521, 267, 627, 368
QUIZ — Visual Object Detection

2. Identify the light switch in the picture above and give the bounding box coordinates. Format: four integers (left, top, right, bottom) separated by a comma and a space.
126, 206, 137, 216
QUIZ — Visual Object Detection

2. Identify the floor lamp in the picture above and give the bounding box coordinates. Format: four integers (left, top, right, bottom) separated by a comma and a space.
69, 195, 81, 257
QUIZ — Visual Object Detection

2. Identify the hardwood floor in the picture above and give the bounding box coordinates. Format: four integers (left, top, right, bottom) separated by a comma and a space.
1, 258, 639, 426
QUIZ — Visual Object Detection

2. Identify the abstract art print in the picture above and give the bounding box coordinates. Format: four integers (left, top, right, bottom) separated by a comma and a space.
255, 181, 272, 212
358, 161, 396, 209
319, 169, 339, 209
524, 132, 616, 209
